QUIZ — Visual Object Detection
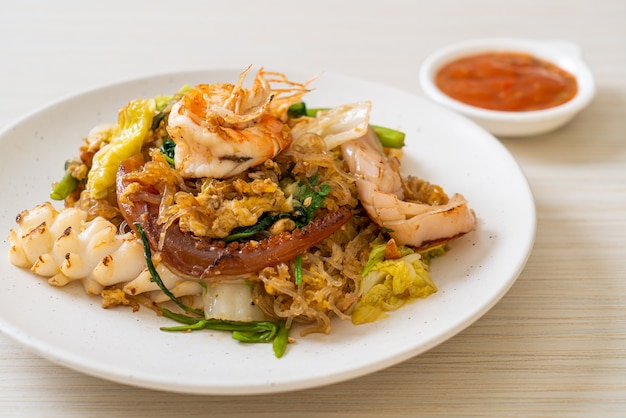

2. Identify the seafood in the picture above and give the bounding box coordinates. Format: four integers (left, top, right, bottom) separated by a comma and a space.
167, 66, 311, 179
116, 155, 353, 279
7, 202, 146, 296
341, 127, 476, 249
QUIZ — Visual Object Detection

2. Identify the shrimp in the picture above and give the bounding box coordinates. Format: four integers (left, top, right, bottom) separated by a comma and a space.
167, 66, 311, 179
342, 127, 476, 249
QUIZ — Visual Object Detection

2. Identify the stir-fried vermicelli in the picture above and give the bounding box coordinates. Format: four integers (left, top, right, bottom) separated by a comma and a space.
8, 67, 476, 356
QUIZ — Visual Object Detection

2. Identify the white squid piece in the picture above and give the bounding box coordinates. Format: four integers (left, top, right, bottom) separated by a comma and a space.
8, 202, 146, 295
341, 127, 476, 249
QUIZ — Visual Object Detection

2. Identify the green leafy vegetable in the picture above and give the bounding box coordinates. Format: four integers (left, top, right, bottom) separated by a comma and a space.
87, 98, 156, 199
159, 307, 200, 325
162, 316, 278, 342
135, 223, 203, 317
50, 169, 79, 200
294, 254, 303, 286
352, 244, 444, 325
287, 102, 406, 148
160, 310, 277, 342
223, 213, 283, 243
160, 137, 176, 167
154, 84, 192, 111
152, 85, 192, 130
419, 244, 448, 265
287, 101, 308, 118
223, 177, 330, 242
373, 255, 437, 298
154, 95, 174, 112
151, 110, 169, 131
361, 242, 413, 277
272, 322, 290, 358
160, 307, 289, 358
290, 176, 331, 227
139, 226, 290, 356
286, 102, 323, 118
371, 125, 405, 149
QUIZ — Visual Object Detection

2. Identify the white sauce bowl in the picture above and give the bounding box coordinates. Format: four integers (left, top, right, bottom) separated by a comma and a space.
418, 38, 596, 137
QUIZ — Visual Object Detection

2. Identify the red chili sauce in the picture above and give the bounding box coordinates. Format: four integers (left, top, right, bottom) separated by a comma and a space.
435, 52, 578, 111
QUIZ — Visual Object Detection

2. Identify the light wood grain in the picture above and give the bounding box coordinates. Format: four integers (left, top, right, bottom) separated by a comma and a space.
0, 1, 625, 416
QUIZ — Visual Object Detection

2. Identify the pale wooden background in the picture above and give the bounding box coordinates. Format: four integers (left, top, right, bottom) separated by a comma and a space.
0, 1, 624, 416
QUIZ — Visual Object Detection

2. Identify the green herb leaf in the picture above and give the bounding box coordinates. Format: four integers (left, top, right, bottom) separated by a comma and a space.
136, 224, 203, 316
224, 213, 281, 242
159, 307, 280, 344
161, 137, 176, 167
160, 307, 202, 325
292, 180, 331, 227
287, 102, 308, 118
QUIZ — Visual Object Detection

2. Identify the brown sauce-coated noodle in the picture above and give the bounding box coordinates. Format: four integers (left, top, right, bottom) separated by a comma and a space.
116, 155, 352, 279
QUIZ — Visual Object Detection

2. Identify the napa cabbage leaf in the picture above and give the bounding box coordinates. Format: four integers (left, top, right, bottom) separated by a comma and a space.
86, 98, 156, 199
352, 245, 442, 325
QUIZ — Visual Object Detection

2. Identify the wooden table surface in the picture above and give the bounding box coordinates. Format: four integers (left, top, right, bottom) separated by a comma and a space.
0, 1, 624, 416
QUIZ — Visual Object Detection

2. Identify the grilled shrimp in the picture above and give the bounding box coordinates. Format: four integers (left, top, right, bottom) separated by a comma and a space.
342, 127, 476, 249
167, 66, 311, 179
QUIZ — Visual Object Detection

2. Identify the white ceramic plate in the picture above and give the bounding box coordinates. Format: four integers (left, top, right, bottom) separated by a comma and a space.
0, 69, 535, 395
